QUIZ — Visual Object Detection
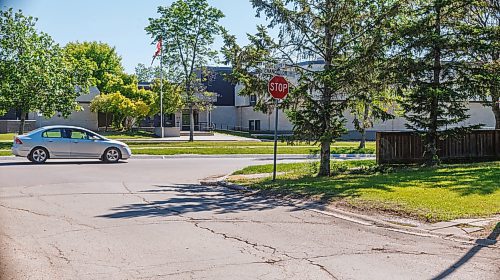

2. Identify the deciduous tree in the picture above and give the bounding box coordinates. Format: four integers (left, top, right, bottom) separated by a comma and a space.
146, 0, 224, 141
64, 41, 123, 93
0, 9, 92, 134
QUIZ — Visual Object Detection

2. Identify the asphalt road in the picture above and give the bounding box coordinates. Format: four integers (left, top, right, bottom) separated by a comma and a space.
0, 158, 498, 280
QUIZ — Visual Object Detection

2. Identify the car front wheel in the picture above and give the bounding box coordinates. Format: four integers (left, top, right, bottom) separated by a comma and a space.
29, 147, 49, 164
103, 147, 121, 163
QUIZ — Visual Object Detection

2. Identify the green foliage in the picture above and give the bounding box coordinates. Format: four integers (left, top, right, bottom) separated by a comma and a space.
222, 0, 399, 175
0, 9, 92, 134
461, 0, 500, 128
90, 90, 153, 131
145, 0, 224, 140
64, 41, 123, 93
134, 63, 155, 82
393, 0, 487, 164
134, 63, 167, 82
346, 24, 398, 148
150, 79, 184, 115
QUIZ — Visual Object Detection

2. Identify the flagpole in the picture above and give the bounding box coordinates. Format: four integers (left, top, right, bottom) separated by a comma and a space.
160, 39, 164, 138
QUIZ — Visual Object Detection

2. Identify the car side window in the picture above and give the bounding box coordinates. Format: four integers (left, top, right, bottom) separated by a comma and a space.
70, 130, 88, 140
87, 132, 101, 140
42, 129, 62, 138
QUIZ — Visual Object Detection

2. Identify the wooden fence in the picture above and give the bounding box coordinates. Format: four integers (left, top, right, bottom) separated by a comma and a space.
376, 130, 500, 164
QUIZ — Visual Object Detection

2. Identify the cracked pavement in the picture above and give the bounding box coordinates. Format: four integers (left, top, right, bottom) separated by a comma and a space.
1, 158, 499, 279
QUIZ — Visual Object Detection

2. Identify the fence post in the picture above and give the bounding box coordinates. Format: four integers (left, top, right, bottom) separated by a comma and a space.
496, 130, 500, 159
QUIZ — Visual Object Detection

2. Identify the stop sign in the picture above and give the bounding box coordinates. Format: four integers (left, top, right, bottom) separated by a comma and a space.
268, 76, 289, 99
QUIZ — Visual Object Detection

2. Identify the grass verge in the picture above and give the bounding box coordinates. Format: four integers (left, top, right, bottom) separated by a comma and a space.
128, 141, 374, 155
0, 133, 16, 141
0, 139, 375, 156
230, 160, 500, 222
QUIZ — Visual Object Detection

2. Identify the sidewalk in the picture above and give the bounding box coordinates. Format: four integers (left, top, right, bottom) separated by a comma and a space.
117, 132, 261, 142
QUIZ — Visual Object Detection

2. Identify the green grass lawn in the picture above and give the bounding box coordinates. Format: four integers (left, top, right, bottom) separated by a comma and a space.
99, 130, 156, 139
0, 133, 16, 141
231, 161, 500, 222
128, 141, 375, 155
0, 139, 374, 156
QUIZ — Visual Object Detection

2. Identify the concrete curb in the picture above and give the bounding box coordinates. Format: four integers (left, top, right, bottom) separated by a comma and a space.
203, 179, 498, 246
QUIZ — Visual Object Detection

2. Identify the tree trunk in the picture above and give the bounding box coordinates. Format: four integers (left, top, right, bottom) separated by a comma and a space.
359, 129, 366, 149
425, 4, 442, 166
317, 0, 334, 177
105, 113, 109, 132
189, 103, 194, 142
358, 104, 369, 149
18, 111, 26, 135
492, 91, 500, 129
318, 140, 331, 176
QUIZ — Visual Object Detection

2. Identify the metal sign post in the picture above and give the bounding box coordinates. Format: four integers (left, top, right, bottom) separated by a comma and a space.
273, 98, 279, 181
268, 75, 289, 181
160, 46, 164, 138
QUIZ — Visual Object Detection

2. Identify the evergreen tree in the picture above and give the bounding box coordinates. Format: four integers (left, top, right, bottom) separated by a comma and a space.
223, 0, 399, 176
394, 0, 483, 165
461, 0, 500, 128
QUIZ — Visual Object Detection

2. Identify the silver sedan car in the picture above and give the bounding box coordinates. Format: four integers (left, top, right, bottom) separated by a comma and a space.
11, 125, 132, 163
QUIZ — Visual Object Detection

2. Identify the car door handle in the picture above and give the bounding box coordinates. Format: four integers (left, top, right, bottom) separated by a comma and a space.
72, 141, 78, 143
47, 140, 54, 143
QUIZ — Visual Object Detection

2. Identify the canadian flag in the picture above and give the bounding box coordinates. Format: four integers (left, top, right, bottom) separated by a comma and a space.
151, 37, 162, 65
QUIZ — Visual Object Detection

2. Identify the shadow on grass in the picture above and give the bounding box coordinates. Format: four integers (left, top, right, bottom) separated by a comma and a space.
0, 142, 11, 149
253, 175, 394, 203
255, 162, 500, 201
97, 184, 312, 219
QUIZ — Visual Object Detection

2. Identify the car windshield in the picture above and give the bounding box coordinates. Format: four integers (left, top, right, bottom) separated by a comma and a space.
92, 132, 109, 140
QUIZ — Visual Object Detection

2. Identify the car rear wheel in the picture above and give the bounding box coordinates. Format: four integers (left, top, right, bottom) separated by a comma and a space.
103, 147, 121, 163
29, 147, 49, 164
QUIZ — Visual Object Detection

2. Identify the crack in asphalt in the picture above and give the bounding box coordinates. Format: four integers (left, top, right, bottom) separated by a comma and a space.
10, 180, 496, 279
306, 258, 338, 279
122, 182, 152, 205
0, 203, 50, 217
193, 222, 279, 255
114, 182, 343, 279
369, 247, 438, 256
192, 222, 342, 279
50, 243, 71, 264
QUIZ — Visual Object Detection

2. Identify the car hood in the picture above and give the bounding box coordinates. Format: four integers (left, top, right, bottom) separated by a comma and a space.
105, 139, 129, 147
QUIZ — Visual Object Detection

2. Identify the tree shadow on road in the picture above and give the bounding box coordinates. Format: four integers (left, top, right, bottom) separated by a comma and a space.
431, 222, 499, 280
97, 184, 311, 219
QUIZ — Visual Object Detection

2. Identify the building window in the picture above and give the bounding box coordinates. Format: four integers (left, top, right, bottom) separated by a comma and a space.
249, 120, 260, 131
250, 95, 257, 106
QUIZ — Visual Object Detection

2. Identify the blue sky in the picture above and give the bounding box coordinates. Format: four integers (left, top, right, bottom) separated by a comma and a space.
0, 0, 270, 73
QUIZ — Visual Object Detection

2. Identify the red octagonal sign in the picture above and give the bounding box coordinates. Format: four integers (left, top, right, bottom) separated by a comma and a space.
268, 75, 289, 99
